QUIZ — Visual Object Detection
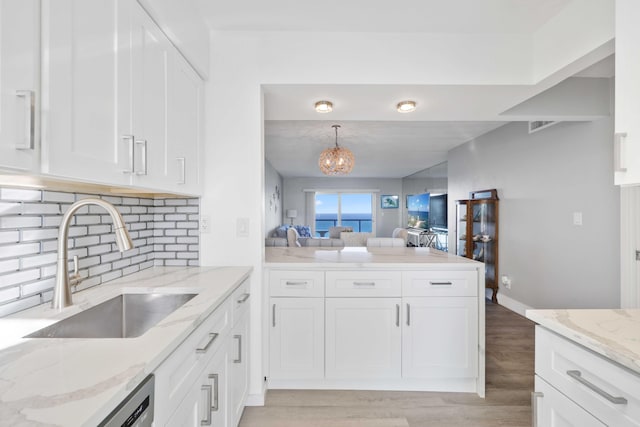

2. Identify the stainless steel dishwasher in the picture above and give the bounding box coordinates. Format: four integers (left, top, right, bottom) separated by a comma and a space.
98, 374, 154, 427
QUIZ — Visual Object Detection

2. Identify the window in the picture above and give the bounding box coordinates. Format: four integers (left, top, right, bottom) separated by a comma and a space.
314, 192, 374, 237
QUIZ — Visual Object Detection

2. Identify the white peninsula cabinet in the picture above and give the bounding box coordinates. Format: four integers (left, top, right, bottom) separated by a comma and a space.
614, 0, 640, 185
265, 247, 486, 395
155, 279, 251, 427
40, 0, 202, 195
0, 0, 40, 172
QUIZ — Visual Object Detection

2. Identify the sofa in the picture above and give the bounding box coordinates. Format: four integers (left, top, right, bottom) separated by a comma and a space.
265, 224, 345, 247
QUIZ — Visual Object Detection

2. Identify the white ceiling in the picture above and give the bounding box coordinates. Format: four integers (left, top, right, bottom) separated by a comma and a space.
198, 0, 571, 34
197, 0, 611, 179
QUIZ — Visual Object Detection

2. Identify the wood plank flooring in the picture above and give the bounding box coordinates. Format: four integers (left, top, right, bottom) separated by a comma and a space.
239, 301, 535, 427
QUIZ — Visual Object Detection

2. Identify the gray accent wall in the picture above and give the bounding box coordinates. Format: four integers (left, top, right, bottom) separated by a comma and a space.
282, 177, 403, 237
0, 188, 199, 317
447, 119, 620, 309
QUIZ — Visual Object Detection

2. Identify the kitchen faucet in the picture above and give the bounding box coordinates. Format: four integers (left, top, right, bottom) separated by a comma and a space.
52, 198, 134, 310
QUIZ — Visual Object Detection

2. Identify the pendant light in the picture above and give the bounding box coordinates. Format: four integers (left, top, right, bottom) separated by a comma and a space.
319, 125, 354, 176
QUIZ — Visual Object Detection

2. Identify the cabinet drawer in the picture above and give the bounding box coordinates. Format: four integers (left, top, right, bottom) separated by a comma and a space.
402, 270, 477, 297
326, 271, 401, 297
270, 270, 324, 297
154, 298, 230, 423
231, 278, 251, 326
536, 327, 640, 426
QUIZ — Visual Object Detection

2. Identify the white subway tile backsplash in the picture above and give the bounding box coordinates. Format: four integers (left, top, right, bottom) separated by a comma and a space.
0, 216, 42, 229
0, 188, 41, 201
0, 189, 199, 317
0, 230, 20, 244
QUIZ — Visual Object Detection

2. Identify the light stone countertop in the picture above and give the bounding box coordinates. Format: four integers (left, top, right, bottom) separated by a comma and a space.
526, 309, 640, 375
0, 266, 252, 427
265, 246, 482, 268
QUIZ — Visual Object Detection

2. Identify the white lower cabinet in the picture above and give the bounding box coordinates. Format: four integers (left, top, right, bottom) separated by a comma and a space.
269, 297, 324, 380
402, 297, 477, 379
534, 375, 605, 427
155, 279, 250, 427
325, 298, 402, 379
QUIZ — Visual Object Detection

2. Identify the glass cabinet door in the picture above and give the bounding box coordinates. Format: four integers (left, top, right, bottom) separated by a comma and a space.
455, 201, 469, 257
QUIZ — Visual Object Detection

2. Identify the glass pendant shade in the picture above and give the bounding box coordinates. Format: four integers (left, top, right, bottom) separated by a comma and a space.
319, 125, 354, 175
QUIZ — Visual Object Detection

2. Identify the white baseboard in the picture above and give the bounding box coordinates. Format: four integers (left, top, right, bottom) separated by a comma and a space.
491, 290, 533, 317
245, 380, 267, 406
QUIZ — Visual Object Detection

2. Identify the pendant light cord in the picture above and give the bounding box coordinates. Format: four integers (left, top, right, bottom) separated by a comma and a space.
332, 124, 341, 148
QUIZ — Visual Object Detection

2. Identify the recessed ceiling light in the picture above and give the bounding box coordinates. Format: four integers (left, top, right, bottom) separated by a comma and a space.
314, 100, 333, 113
397, 100, 416, 113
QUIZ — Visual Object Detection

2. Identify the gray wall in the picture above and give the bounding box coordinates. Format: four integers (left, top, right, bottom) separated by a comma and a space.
264, 160, 283, 237
448, 119, 620, 309
283, 177, 403, 237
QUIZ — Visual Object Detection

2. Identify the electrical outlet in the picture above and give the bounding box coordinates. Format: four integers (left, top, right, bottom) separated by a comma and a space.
501, 275, 512, 290
200, 215, 211, 233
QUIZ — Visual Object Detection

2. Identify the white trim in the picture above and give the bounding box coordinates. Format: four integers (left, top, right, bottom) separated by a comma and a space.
620, 187, 639, 308
487, 289, 533, 317
245, 389, 266, 406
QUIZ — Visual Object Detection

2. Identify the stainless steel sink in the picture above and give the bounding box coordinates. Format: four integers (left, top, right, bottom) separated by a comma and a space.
25, 293, 197, 339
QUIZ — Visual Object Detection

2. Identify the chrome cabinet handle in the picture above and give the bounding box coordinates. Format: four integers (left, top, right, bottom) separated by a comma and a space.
237, 293, 250, 304
209, 373, 219, 412
196, 333, 219, 354
177, 157, 186, 184
353, 282, 375, 286
285, 281, 307, 286
614, 132, 628, 172
135, 139, 148, 175
233, 334, 242, 363
121, 135, 134, 174
566, 370, 628, 404
429, 281, 453, 286
201, 384, 212, 425
531, 391, 543, 427
15, 90, 35, 150
272, 303, 276, 327
395, 304, 400, 327
406, 303, 411, 326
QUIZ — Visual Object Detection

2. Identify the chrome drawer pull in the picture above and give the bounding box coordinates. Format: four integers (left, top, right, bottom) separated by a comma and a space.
272, 303, 276, 327
233, 334, 242, 363
285, 281, 307, 285
395, 304, 400, 327
209, 373, 219, 412
196, 333, 219, 354
237, 293, 250, 303
531, 392, 543, 427
353, 282, 375, 286
15, 90, 35, 150
201, 384, 212, 425
406, 303, 411, 326
566, 370, 628, 404
429, 281, 453, 286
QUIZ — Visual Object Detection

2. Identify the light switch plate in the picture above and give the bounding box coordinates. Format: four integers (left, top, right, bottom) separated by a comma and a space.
237, 217, 249, 237
573, 212, 583, 226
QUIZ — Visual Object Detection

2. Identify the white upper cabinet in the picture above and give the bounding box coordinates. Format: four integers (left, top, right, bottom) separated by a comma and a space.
41, 0, 203, 194
41, 0, 131, 185
0, 0, 40, 172
166, 51, 203, 195
614, 0, 640, 185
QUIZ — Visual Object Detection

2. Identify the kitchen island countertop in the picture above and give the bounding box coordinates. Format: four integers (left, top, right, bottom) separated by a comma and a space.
0, 266, 251, 427
526, 308, 640, 376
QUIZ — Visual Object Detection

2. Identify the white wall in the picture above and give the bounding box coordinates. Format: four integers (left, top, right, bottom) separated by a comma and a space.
283, 176, 403, 237
448, 117, 620, 310
264, 160, 283, 237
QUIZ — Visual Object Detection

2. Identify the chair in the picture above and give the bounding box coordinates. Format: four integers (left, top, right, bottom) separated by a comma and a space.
366, 237, 406, 247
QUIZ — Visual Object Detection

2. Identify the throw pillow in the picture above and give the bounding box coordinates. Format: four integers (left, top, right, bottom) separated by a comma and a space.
275, 225, 290, 238
294, 225, 312, 237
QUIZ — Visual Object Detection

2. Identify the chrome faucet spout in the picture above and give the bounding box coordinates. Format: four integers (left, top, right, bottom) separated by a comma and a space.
52, 198, 134, 310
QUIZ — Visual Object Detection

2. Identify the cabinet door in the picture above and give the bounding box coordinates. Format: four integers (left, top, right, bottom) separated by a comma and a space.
129, 3, 172, 190
325, 297, 401, 379
534, 376, 606, 427
615, 0, 640, 185
228, 312, 249, 427
269, 297, 324, 380
0, 0, 39, 171
41, 0, 131, 184
166, 348, 228, 427
402, 297, 477, 379
166, 51, 203, 195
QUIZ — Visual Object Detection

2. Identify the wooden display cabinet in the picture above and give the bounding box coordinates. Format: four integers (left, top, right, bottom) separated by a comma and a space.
456, 189, 499, 303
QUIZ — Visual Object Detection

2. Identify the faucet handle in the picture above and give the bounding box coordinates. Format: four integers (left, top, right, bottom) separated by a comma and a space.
69, 255, 83, 287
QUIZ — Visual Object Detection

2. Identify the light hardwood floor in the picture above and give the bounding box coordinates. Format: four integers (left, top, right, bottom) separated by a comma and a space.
239, 301, 535, 427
